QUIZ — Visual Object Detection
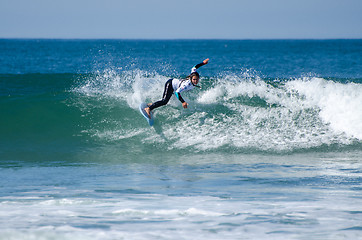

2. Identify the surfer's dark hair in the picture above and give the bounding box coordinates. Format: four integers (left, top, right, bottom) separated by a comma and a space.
187, 72, 200, 79
186, 72, 201, 88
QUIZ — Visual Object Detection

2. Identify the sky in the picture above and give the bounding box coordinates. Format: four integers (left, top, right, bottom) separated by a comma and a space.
1, 0, 361, 39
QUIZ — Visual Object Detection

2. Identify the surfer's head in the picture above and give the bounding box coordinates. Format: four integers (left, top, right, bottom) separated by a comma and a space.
189, 72, 200, 85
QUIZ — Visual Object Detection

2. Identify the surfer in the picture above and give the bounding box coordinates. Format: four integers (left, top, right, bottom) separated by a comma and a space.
144, 58, 209, 118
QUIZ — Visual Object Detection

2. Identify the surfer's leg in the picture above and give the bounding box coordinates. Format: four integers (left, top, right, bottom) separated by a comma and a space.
147, 79, 173, 111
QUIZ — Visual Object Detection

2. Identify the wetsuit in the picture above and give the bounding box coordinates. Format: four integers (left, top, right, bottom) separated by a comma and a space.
148, 62, 206, 111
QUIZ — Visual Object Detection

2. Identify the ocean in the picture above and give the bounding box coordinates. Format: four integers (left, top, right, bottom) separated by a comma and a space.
0, 39, 361, 239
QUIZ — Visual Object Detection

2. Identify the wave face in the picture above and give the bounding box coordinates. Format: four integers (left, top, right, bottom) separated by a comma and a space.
1, 71, 361, 157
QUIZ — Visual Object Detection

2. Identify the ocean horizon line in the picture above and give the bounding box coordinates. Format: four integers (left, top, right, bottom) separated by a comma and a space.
1, 37, 362, 41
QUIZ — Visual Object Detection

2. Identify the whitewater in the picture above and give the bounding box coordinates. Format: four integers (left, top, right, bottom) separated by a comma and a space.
74, 69, 362, 152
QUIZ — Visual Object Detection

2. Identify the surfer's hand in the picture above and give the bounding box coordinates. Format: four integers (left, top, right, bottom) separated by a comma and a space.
182, 102, 188, 109
203, 58, 209, 65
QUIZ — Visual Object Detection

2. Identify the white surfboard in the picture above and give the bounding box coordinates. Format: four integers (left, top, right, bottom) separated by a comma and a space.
139, 102, 154, 126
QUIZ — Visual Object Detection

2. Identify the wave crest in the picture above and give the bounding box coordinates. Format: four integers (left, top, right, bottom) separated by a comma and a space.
73, 70, 362, 153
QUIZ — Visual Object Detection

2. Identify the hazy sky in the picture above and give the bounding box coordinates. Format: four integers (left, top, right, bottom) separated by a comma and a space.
1, 0, 361, 39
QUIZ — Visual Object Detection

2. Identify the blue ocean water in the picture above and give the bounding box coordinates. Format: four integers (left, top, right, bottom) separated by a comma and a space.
0, 39, 362, 239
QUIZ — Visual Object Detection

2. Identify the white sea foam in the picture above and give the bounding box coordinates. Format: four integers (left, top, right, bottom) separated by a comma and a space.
285, 78, 362, 140
112, 207, 224, 217
1, 191, 362, 240
191, 76, 361, 151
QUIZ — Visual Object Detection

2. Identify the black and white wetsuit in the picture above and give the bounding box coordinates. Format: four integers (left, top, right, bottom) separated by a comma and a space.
148, 62, 206, 111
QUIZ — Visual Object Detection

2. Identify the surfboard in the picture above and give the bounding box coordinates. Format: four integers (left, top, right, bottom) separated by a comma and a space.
139, 102, 154, 126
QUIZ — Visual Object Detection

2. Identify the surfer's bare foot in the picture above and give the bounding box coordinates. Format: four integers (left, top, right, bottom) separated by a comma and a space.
144, 107, 151, 119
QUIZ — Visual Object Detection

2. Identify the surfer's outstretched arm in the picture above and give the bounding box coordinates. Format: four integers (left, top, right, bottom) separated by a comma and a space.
191, 58, 209, 73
